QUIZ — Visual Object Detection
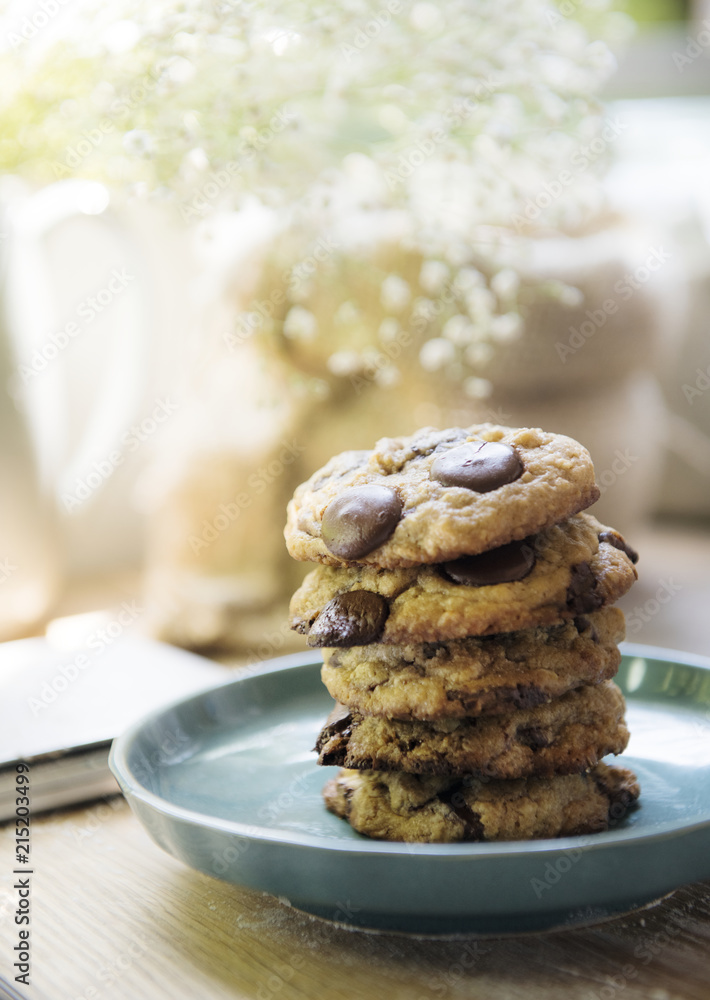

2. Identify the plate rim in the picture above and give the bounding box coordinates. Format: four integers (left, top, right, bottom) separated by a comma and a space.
109, 643, 710, 858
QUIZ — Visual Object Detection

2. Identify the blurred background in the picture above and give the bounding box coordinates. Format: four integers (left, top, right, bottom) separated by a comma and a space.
0, 0, 709, 662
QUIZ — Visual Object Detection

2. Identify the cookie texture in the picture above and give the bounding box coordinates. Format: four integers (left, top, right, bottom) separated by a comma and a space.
320, 607, 624, 720
291, 514, 637, 645
315, 681, 628, 777
285, 424, 600, 568
323, 763, 640, 843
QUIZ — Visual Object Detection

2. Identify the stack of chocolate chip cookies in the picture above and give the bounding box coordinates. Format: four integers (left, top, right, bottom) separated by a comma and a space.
285, 425, 640, 843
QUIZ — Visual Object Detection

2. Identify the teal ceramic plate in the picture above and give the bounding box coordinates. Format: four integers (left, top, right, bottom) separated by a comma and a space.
109, 644, 710, 936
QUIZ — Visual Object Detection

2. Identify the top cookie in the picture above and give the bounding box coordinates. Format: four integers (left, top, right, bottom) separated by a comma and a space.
285, 424, 600, 568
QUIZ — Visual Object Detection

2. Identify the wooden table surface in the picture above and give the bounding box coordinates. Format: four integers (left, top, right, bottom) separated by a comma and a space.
1, 521, 710, 1000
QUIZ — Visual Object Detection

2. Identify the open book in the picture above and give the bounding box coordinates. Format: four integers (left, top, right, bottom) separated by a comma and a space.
0, 634, 227, 820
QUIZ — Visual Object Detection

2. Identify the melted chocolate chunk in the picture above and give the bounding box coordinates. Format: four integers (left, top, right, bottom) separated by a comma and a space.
574, 615, 599, 642
598, 530, 639, 565
517, 726, 552, 750
430, 440, 523, 493
441, 540, 536, 587
439, 784, 485, 840
307, 590, 389, 647
566, 562, 603, 614
324, 704, 354, 734
314, 704, 354, 763
321, 485, 402, 559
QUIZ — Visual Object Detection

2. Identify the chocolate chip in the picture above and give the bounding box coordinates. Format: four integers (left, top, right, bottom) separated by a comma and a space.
566, 562, 603, 614
314, 704, 355, 763
598, 530, 639, 565
439, 784, 485, 840
517, 726, 552, 750
324, 704, 354, 734
321, 485, 402, 560
307, 590, 389, 647
430, 441, 523, 493
574, 615, 599, 642
441, 540, 536, 587
510, 685, 550, 711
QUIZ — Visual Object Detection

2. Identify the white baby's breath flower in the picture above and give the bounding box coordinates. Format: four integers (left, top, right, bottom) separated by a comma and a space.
1, 0, 625, 399
381, 275, 411, 312
410, 3, 444, 32
464, 376, 493, 399
374, 364, 401, 389
327, 350, 362, 376
454, 268, 485, 292
556, 283, 585, 307
185, 147, 209, 171
465, 287, 496, 321
419, 338, 456, 371
490, 268, 520, 300
122, 130, 155, 158
419, 260, 450, 295
442, 314, 474, 346
490, 312, 523, 342
283, 306, 317, 341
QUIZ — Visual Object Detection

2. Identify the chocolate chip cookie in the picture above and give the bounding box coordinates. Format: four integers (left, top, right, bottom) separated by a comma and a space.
285, 424, 600, 568
290, 514, 637, 645
319, 607, 624, 720
323, 762, 640, 842
315, 680, 628, 777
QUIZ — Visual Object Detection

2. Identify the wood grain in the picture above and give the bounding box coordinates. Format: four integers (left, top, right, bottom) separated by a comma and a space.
1, 797, 709, 1000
